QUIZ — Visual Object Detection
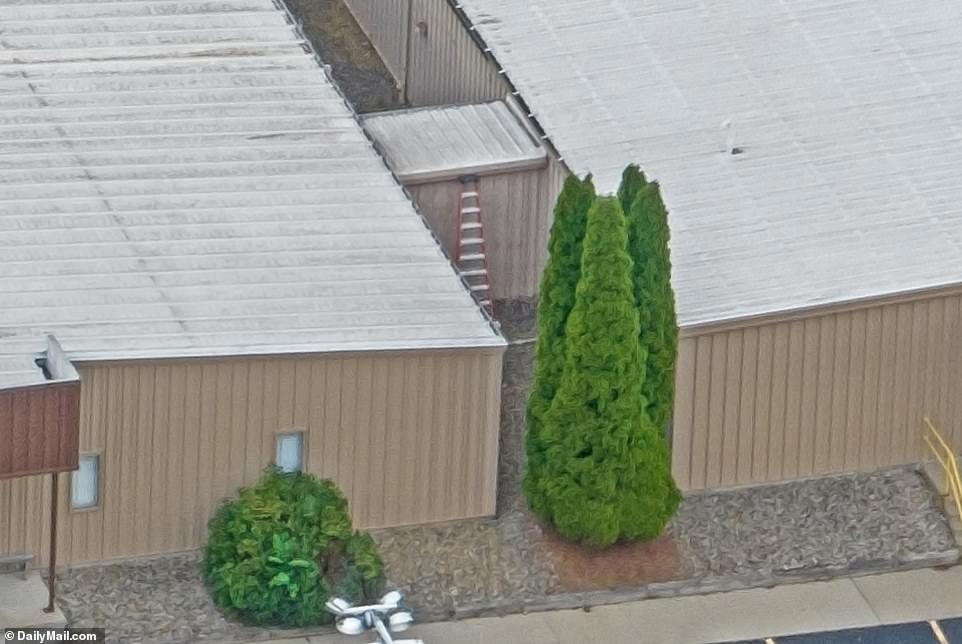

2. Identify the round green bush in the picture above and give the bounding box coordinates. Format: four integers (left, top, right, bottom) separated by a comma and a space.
204, 467, 385, 627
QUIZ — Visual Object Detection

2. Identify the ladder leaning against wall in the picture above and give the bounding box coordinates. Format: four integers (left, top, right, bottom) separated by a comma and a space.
454, 175, 494, 317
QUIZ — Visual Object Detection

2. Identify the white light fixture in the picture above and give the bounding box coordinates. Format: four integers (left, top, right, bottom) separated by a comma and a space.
325, 590, 424, 644
389, 610, 414, 632
336, 616, 366, 635
275, 432, 303, 472
326, 597, 352, 613
380, 591, 403, 609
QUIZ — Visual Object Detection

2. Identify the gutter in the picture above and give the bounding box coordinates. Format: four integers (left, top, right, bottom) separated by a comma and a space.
272, 0, 505, 341
447, 1, 575, 177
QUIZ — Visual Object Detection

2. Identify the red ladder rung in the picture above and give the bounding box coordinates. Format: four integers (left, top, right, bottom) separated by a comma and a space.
454, 177, 494, 317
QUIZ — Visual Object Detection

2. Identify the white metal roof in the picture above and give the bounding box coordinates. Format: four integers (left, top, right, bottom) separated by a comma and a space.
0, 336, 48, 389
456, 0, 962, 327
361, 101, 547, 184
0, 335, 78, 390
0, 0, 503, 380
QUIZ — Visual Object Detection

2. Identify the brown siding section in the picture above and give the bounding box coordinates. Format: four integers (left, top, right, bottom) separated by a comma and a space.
0, 382, 80, 480
344, 0, 508, 106
0, 348, 503, 565
407, 158, 566, 300
672, 291, 962, 490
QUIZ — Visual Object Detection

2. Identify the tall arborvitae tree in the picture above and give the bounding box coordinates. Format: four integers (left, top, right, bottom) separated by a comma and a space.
533, 196, 680, 548
625, 176, 679, 434
617, 163, 648, 215
524, 174, 595, 517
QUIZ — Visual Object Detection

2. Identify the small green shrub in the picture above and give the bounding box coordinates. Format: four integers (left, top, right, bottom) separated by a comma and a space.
204, 468, 385, 627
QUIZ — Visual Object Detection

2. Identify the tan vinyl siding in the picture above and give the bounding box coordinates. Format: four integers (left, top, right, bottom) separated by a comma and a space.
344, 0, 507, 106
407, 158, 566, 300
0, 348, 503, 565
672, 290, 962, 490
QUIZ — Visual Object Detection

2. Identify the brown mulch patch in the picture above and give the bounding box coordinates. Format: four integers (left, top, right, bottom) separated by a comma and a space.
541, 527, 686, 593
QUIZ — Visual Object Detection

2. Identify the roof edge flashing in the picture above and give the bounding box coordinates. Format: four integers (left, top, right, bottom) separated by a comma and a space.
398, 154, 548, 185
363, 99, 548, 185
680, 279, 962, 336
40, 335, 80, 383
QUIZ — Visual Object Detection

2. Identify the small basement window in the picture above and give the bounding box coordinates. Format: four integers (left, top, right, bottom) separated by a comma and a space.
71, 454, 100, 510
275, 432, 304, 473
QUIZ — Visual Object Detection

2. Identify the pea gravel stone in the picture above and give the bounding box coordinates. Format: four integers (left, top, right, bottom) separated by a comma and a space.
671, 469, 957, 579
57, 553, 263, 644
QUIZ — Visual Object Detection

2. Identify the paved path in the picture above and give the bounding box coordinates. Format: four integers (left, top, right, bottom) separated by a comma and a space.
738, 617, 962, 643
258, 566, 962, 644
729, 618, 962, 643
0, 573, 66, 629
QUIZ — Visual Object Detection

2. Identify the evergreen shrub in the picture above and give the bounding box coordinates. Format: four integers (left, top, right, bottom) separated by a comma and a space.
204, 468, 384, 626
623, 168, 679, 433
533, 196, 680, 547
524, 174, 596, 516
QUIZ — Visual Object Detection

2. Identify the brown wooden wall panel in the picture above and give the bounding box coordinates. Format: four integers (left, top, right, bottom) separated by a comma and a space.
672, 291, 962, 490
408, 159, 566, 301
0, 382, 80, 480
0, 348, 503, 565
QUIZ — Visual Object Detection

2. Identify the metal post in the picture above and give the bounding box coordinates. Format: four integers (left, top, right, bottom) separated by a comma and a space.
402, 0, 414, 104
43, 472, 58, 613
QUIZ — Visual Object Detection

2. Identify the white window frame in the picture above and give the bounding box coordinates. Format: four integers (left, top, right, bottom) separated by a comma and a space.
71, 453, 101, 511
275, 431, 305, 473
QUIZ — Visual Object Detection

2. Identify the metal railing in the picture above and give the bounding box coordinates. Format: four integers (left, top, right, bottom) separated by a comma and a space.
923, 417, 962, 522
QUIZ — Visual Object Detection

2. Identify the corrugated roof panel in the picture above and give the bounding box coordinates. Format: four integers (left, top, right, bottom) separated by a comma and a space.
0, 336, 48, 389
0, 0, 502, 385
457, 0, 962, 326
361, 101, 547, 184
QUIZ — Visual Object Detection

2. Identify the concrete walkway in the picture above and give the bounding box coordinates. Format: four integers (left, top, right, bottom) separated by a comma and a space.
258, 566, 962, 644
0, 572, 67, 629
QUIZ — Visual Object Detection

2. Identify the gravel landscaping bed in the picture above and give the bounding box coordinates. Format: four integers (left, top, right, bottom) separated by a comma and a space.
370, 510, 559, 622
54, 305, 958, 641
672, 468, 957, 581
57, 466, 956, 642
58, 553, 262, 644
369, 335, 559, 621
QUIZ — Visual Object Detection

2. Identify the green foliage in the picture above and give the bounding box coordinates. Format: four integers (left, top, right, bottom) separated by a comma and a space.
624, 176, 679, 433
524, 174, 596, 517
531, 197, 680, 548
330, 532, 385, 601
204, 468, 385, 627
617, 164, 648, 216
